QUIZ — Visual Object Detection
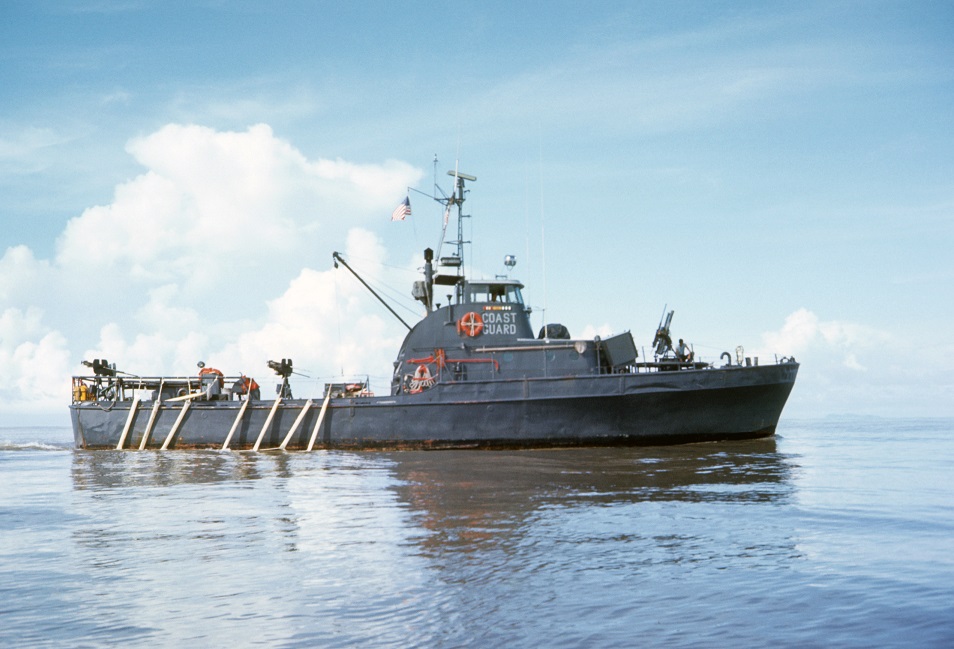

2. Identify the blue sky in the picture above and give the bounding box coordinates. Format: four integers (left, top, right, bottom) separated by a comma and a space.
1, 0, 952, 424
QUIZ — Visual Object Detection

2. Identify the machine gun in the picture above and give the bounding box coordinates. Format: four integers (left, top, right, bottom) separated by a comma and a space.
653, 309, 674, 358
267, 358, 295, 378
79, 358, 137, 401
266, 358, 309, 399
82, 358, 117, 377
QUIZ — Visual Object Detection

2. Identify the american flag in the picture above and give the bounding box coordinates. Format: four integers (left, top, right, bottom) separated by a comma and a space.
391, 196, 411, 221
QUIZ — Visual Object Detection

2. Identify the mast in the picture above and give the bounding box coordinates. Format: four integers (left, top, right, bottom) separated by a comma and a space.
414, 168, 476, 312
441, 170, 475, 304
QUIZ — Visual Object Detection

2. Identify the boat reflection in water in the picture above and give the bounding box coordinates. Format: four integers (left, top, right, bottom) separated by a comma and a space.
387, 438, 796, 552
70, 447, 297, 490
71, 437, 795, 554
65, 437, 800, 647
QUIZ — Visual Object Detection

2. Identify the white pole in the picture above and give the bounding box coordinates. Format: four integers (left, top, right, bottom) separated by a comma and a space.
280, 399, 313, 450
253, 397, 282, 451
161, 400, 191, 450
222, 398, 250, 450
139, 399, 162, 450
307, 388, 333, 451
116, 398, 139, 450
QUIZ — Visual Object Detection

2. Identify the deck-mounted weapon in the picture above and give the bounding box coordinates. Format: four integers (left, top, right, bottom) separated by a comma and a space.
267, 358, 309, 398
653, 309, 675, 358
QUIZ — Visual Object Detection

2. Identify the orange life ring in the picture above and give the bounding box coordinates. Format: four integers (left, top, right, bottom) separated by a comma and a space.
236, 375, 259, 393
457, 312, 484, 337
199, 366, 224, 387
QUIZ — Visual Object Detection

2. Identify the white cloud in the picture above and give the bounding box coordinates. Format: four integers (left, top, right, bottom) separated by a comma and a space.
0, 123, 424, 419
55, 123, 421, 294
82, 323, 210, 379
754, 308, 954, 417
134, 284, 201, 333
0, 245, 49, 303
578, 323, 615, 340
0, 307, 72, 411
758, 307, 890, 371
211, 228, 409, 386
1, 307, 46, 350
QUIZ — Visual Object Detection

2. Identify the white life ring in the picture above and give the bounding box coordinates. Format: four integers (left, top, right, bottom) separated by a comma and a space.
408, 364, 435, 393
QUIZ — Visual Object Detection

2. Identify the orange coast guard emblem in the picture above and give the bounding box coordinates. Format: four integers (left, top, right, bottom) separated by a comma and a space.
457, 312, 484, 337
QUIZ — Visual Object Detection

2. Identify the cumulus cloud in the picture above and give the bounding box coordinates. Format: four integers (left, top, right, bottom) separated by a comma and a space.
0, 307, 71, 411
0, 123, 423, 419
752, 308, 954, 417
758, 307, 891, 371
210, 228, 412, 389
55, 123, 420, 295
0, 246, 42, 303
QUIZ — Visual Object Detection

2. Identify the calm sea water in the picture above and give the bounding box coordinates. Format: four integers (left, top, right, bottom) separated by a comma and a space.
1, 418, 952, 648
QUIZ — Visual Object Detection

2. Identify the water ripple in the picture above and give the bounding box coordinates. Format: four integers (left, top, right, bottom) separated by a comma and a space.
1, 422, 953, 647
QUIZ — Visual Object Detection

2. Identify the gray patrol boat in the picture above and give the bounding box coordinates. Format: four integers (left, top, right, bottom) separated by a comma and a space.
70, 171, 798, 450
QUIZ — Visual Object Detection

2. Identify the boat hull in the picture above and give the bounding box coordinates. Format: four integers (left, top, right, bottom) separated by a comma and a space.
70, 362, 798, 450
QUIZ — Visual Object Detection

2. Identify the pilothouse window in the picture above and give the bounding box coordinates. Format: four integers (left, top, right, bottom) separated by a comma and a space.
466, 283, 524, 305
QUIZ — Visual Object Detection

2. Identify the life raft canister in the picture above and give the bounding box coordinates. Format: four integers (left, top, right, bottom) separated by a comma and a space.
457, 311, 484, 337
